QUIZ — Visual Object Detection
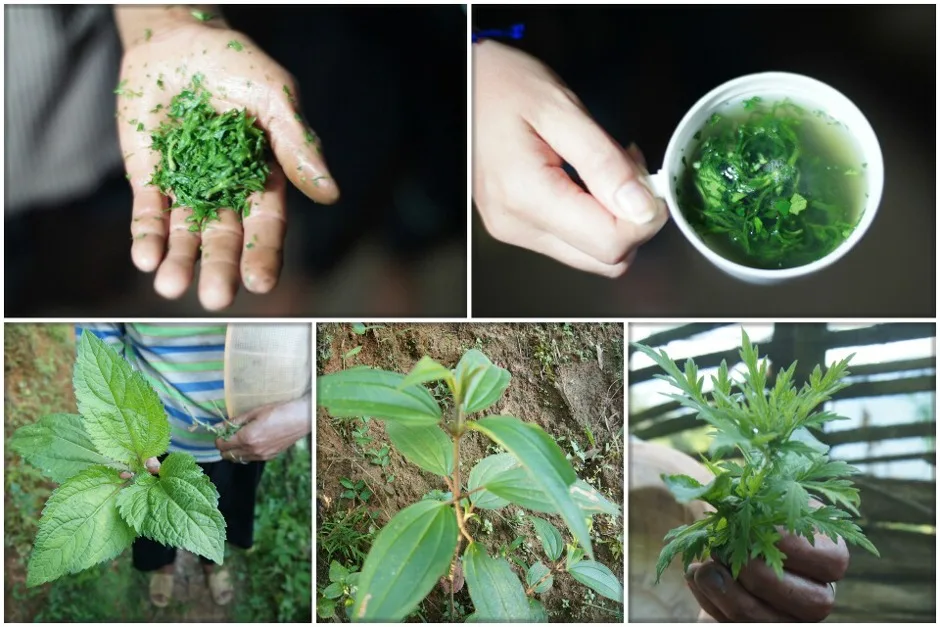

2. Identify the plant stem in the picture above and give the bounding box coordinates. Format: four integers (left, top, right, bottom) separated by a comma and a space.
524, 561, 563, 596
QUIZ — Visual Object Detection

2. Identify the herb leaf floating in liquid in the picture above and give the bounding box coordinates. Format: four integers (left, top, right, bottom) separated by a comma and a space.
632, 329, 879, 584
149, 74, 270, 232
679, 99, 863, 269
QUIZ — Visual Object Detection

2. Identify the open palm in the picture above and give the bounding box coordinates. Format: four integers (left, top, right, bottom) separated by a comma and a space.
117, 16, 339, 310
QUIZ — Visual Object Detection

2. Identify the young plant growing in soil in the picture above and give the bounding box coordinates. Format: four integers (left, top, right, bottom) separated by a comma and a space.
317, 349, 624, 622
9, 332, 226, 586
632, 329, 879, 584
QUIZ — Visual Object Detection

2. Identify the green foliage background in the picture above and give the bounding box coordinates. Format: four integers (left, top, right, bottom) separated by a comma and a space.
3, 324, 311, 622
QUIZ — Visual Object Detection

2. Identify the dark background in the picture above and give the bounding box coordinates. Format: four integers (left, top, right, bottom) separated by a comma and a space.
5, 5, 466, 317
472, 5, 936, 317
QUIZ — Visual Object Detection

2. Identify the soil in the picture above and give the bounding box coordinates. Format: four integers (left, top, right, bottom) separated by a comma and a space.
315, 323, 625, 623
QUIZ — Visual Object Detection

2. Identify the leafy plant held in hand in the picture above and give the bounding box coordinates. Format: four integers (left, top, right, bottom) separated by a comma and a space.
10, 332, 226, 586
317, 349, 624, 622
149, 73, 270, 231
632, 329, 879, 584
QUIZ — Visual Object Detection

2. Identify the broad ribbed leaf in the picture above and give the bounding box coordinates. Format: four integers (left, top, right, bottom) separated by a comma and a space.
529, 516, 563, 561
467, 453, 517, 510
399, 356, 456, 392
116, 453, 225, 563
567, 560, 623, 603
353, 500, 457, 621
528, 599, 548, 622
571, 480, 622, 517
73, 332, 170, 467
470, 416, 592, 559
385, 422, 453, 477
27, 466, 135, 586
463, 542, 530, 621
455, 350, 510, 414
525, 561, 554, 594
317, 367, 442, 426
10, 414, 123, 483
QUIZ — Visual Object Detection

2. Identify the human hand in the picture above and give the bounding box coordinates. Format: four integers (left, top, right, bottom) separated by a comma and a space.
215, 397, 311, 462
685, 531, 849, 622
119, 456, 161, 479
472, 40, 668, 278
114, 6, 339, 310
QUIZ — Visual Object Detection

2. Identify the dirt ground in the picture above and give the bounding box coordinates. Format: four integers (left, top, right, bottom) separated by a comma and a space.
316, 323, 625, 622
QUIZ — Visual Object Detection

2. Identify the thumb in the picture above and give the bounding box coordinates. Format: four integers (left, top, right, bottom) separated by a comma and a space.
530, 93, 664, 228
145, 457, 161, 475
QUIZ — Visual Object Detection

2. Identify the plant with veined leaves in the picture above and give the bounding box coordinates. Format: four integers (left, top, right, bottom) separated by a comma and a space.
317, 349, 624, 622
9, 332, 226, 587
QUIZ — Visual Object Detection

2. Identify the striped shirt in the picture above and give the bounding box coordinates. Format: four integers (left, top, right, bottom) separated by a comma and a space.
76, 324, 229, 463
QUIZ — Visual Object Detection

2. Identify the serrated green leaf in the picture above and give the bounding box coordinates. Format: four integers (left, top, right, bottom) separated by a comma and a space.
73, 332, 170, 467
399, 356, 456, 393
470, 416, 592, 559
804, 480, 860, 515
330, 560, 350, 583
783, 480, 809, 532
529, 516, 563, 561
567, 559, 623, 603
385, 421, 453, 477
455, 350, 511, 414
27, 466, 135, 586
463, 542, 530, 621
655, 517, 712, 584
10, 414, 123, 483
317, 367, 442, 426
525, 561, 553, 593
352, 500, 456, 621
115, 453, 225, 564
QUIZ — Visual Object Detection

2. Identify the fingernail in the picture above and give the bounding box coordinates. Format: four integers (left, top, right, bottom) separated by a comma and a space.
613, 180, 659, 225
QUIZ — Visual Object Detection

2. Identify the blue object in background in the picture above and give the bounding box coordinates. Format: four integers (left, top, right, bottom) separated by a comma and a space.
472, 23, 524, 43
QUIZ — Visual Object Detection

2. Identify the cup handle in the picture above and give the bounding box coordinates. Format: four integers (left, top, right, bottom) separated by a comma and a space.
644, 169, 670, 200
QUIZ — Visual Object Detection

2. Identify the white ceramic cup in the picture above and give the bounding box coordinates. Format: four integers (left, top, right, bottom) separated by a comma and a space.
646, 72, 884, 284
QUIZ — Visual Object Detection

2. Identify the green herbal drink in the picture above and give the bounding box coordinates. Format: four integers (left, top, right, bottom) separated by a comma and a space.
676, 98, 867, 270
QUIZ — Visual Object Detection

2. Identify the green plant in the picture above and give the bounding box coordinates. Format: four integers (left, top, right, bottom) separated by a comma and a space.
632, 329, 879, 584
340, 477, 372, 504
148, 73, 270, 231
317, 350, 624, 622
9, 332, 225, 587
318, 560, 361, 620
318, 507, 378, 567
682, 99, 859, 268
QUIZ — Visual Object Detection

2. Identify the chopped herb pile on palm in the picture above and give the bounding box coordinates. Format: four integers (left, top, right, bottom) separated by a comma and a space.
149, 74, 270, 232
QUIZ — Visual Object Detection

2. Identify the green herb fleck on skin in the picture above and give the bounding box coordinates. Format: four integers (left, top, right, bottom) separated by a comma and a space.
150, 104, 163, 114
148, 74, 271, 232
227, 40, 244, 52
191, 10, 214, 22
293, 113, 303, 123
283, 84, 296, 104
156, 76, 165, 90
114, 80, 143, 98
304, 129, 318, 145
144, 28, 152, 41
246, 242, 254, 249
136, 122, 145, 132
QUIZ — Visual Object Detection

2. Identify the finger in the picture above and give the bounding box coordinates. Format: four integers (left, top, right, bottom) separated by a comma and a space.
198, 208, 244, 311
775, 531, 849, 582
153, 207, 201, 299
738, 558, 836, 622
117, 88, 169, 272
145, 457, 161, 475
685, 564, 730, 622
521, 159, 666, 266
228, 405, 268, 427
627, 142, 648, 171
529, 90, 664, 227
216, 436, 242, 454
252, 76, 339, 204
693, 561, 793, 622
240, 164, 287, 293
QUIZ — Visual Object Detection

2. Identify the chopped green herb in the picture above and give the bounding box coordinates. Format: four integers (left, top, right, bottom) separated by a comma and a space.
114, 80, 143, 98
304, 130, 318, 145
136, 122, 145, 132
191, 10, 213, 22
227, 40, 244, 52
283, 84, 296, 104
144, 28, 152, 41
246, 242, 255, 250
156, 76, 165, 90
148, 74, 271, 232
150, 104, 164, 113
293, 113, 303, 123
678, 99, 864, 269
